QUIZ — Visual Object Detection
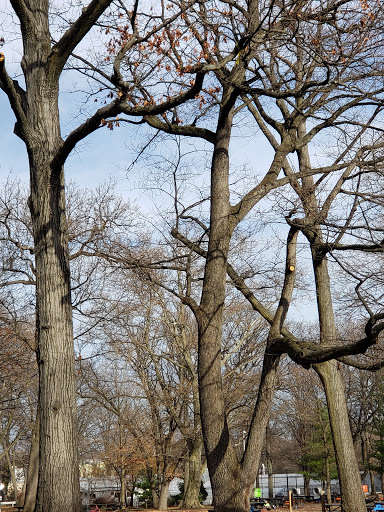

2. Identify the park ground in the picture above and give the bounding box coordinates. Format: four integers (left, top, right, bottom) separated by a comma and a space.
160, 506, 324, 512
2, 505, 325, 512
123, 505, 324, 512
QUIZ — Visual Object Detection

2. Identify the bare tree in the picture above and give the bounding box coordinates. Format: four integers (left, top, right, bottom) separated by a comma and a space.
0, 1, 208, 509
1, 2, 383, 512
130, 2, 384, 511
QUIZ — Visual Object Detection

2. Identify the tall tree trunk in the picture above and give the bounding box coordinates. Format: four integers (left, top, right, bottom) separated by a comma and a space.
151, 474, 159, 508
181, 313, 205, 510
3, 2, 116, 512
370, 470, 376, 496
190, 2, 297, 509
120, 471, 126, 507
33, 170, 80, 512
311, 230, 365, 512
158, 482, 169, 511
304, 475, 310, 497
119, 420, 126, 507
315, 362, 365, 511
183, 437, 204, 508
29, 125, 80, 512
197, 87, 245, 512
196, 85, 276, 512
152, 484, 159, 509
297, 119, 366, 512
23, 405, 39, 512
365, 432, 376, 495
239, 228, 298, 507
197, 129, 296, 510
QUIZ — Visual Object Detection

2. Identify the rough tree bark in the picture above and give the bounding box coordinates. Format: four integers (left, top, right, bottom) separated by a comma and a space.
315, 361, 366, 511
14, 2, 81, 506
183, 436, 204, 508
196, 84, 241, 512
158, 482, 170, 511
28, 94, 81, 512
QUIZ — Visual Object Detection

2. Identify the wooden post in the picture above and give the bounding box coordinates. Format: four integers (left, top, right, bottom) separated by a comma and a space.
289, 490, 293, 512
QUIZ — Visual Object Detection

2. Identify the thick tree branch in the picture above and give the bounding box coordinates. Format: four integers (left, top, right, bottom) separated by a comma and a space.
0, 53, 30, 141
9, 0, 32, 32
269, 227, 299, 338
229, 141, 294, 227
326, 242, 384, 253
53, 73, 205, 170
49, 0, 114, 78
229, 146, 355, 228
338, 356, 384, 371
270, 326, 382, 368
145, 114, 216, 143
